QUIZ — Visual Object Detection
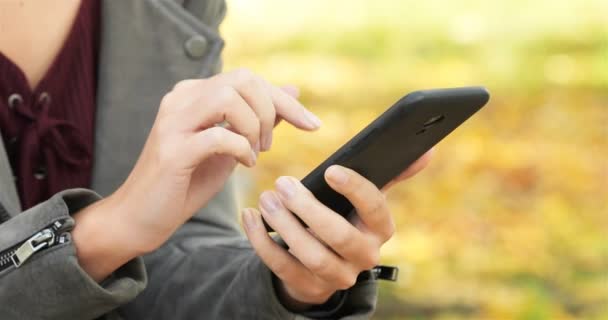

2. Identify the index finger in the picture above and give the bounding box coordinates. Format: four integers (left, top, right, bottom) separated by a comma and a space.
263, 80, 322, 131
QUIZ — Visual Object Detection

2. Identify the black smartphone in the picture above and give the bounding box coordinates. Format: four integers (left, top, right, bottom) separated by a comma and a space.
265, 86, 490, 231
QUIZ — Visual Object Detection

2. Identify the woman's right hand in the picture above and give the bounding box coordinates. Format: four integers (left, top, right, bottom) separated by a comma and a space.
73, 69, 321, 281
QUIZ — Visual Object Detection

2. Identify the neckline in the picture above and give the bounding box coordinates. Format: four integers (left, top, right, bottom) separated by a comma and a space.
0, 0, 86, 94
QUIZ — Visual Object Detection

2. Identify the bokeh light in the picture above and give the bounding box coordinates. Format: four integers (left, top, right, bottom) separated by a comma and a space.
223, 1, 607, 319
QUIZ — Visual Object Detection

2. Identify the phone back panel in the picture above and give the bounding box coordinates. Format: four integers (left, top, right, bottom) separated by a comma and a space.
300, 87, 490, 218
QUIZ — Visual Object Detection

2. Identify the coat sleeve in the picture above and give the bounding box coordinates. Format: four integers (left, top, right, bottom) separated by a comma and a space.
0, 189, 147, 320
113, 2, 377, 318
119, 177, 379, 319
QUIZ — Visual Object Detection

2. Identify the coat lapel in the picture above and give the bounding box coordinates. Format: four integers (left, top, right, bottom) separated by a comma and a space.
0, 137, 21, 216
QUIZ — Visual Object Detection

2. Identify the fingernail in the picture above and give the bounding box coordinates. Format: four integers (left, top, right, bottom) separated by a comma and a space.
276, 176, 296, 198
249, 149, 257, 166
242, 209, 257, 229
260, 192, 281, 214
326, 165, 349, 185
304, 109, 322, 128
254, 141, 260, 156
262, 134, 273, 151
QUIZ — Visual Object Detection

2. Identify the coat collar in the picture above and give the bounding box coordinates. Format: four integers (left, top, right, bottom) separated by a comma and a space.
0, 0, 225, 216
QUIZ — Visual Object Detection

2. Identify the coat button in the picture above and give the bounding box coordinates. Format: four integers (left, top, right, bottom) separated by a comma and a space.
184, 35, 208, 59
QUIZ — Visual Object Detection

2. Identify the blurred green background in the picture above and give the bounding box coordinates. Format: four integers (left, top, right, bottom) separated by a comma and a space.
221, 0, 608, 319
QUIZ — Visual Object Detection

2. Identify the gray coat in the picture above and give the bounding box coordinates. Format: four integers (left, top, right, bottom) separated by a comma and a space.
0, 1, 378, 319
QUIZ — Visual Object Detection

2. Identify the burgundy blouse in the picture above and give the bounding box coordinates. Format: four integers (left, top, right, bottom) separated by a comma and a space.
0, 0, 100, 210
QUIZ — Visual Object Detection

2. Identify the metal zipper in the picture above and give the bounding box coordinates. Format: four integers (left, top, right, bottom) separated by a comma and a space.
0, 218, 73, 273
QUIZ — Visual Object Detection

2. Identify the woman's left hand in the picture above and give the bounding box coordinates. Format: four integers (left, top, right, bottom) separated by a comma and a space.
242, 151, 432, 310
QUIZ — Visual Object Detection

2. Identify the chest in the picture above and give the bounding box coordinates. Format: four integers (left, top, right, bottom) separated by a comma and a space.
0, 0, 100, 210
0, 0, 82, 89
0, 0, 227, 216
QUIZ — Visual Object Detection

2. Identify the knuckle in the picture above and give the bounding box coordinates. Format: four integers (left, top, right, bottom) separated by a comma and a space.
338, 274, 358, 290
384, 219, 396, 240
216, 85, 239, 107
269, 259, 290, 277
232, 68, 256, 84
159, 91, 177, 112
171, 80, 185, 91
306, 285, 331, 301
362, 250, 380, 270
172, 79, 199, 91
261, 104, 276, 125
375, 215, 396, 243
330, 228, 354, 252
368, 195, 386, 215
306, 254, 331, 275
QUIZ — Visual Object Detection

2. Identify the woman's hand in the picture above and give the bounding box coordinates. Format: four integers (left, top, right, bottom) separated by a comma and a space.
73, 69, 320, 281
242, 152, 432, 310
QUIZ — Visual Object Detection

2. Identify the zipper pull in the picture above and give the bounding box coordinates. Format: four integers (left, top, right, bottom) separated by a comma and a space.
50, 218, 74, 234
9, 218, 73, 268
11, 229, 56, 268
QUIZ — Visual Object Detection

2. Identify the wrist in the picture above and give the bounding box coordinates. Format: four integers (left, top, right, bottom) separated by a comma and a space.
72, 194, 143, 282
273, 275, 334, 312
